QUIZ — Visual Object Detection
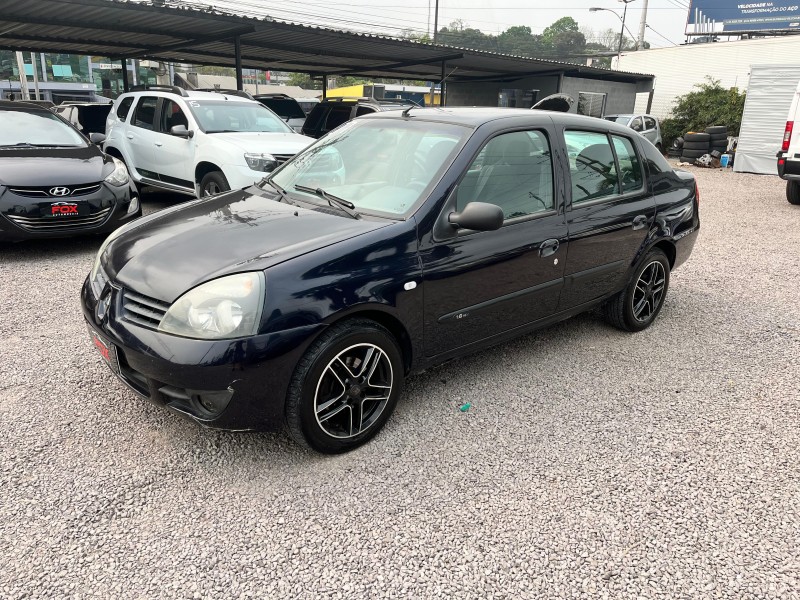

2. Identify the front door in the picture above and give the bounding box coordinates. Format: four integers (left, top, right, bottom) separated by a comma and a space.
559, 129, 655, 310
420, 128, 568, 358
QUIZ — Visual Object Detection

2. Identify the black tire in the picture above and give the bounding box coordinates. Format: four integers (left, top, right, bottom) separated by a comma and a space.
787, 180, 800, 205
673, 136, 685, 148
603, 249, 671, 332
711, 143, 728, 151
199, 170, 230, 197
679, 156, 696, 163
682, 141, 710, 151
709, 133, 728, 141
705, 126, 728, 135
681, 149, 706, 159
285, 318, 404, 454
684, 132, 711, 143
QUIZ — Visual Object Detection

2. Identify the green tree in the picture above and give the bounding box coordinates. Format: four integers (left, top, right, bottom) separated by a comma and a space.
660, 78, 746, 148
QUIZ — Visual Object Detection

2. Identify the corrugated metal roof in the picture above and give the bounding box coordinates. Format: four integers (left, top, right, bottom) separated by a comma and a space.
0, 0, 653, 83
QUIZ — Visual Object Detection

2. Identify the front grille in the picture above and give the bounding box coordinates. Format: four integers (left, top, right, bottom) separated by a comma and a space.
273, 154, 294, 165
121, 289, 170, 329
6, 207, 112, 231
8, 183, 102, 197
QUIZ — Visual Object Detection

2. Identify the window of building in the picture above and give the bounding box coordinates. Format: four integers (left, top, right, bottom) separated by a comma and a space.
577, 92, 607, 118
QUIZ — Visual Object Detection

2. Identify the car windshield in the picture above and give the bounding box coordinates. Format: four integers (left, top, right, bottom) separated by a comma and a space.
269, 118, 469, 218
604, 116, 632, 124
188, 100, 293, 133
0, 110, 86, 147
257, 98, 306, 120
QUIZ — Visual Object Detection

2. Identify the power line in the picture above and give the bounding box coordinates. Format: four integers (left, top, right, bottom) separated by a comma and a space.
646, 23, 679, 45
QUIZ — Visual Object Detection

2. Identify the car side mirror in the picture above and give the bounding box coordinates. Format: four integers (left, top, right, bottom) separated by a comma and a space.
89, 132, 106, 144
170, 125, 194, 138
448, 202, 504, 231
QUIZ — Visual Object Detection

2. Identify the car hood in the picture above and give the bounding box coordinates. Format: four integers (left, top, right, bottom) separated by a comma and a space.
107, 188, 391, 302
208, 131, 312, 154
0, 145, 107, 186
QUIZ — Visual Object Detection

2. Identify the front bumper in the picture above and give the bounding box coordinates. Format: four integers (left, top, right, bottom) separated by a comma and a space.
0, 181, 139, 241
81, 276, 325, 431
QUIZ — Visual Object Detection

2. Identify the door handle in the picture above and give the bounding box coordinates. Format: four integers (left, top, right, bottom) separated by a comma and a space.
154, 142, 163, 147
126, 133, 134, 140
539, 238, 559, 258
632, 215, 648, 230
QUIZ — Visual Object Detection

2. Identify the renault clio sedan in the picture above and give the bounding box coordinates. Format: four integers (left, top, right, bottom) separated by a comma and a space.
83, 108, 699, 454
0, 101, 139, 242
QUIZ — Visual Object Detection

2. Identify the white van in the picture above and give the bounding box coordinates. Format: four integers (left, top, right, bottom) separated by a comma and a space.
777, 81, 800, 205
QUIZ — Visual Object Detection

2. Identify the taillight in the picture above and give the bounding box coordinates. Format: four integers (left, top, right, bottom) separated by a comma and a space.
695, 182, 700, 204
782, 121, 794, 152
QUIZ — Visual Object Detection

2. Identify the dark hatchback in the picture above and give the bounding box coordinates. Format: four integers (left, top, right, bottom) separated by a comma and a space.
0, 101, 140, 242
82, 108, 699, 453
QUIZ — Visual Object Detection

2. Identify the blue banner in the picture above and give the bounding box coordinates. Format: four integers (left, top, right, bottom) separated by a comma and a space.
687, 0, 800, 33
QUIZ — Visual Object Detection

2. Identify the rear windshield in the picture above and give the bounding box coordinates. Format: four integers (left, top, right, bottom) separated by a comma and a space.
187, 100, 292, 133
0, 110, 85, 147
257, 98, 306, 120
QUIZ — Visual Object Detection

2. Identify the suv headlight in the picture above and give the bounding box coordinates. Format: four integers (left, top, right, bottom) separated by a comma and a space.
158, 272, 265, 340
105, 157, 130, 186
244, 153, 278, 172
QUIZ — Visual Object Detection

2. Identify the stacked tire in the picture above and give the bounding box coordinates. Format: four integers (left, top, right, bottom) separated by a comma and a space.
668, 137, 683, 159
680, 132, 710, 163
705, 125, 729, 154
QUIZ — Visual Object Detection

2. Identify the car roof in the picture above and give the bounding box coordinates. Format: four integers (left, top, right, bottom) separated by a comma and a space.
363, 106, 641, 134
119, 89, 257, 104
0, 100, 52, 113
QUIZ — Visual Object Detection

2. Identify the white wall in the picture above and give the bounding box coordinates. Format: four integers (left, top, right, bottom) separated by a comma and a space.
615, 36, 800, 119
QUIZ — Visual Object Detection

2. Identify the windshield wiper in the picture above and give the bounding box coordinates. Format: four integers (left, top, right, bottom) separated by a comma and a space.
262, 178, 295, 205
204, 129, 240, 134
0, 143, 80, 148
294, 185, 361, 219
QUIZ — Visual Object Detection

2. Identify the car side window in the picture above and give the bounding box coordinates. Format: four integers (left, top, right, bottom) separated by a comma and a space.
355, 106, 374, 117
116, 97, 134, 121
611, 135, 644, 193
630, 117, 643, 132
324, 106, 352, 132
565, 130, 619, 204
643, 116, 656, 130
159, 99, 189, 133
132, 96, 158, 131
456, 130, 554, 220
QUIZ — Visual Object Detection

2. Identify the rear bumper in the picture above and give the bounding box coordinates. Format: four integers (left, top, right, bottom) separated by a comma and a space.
777, 154, 800, 180
81, 276, 324, 432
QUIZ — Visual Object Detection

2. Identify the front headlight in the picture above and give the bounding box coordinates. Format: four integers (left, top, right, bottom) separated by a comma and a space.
90, 223, 128, 290
244, 153, 278, 173
104, 157, 130, 186
158, 272, 265, 340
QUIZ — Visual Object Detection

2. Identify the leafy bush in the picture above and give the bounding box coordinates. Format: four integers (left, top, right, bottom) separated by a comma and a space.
660, 77, 746, 149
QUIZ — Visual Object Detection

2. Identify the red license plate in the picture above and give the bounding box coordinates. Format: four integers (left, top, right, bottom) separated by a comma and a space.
45, 202, 90, 217
87, 326, 120, 374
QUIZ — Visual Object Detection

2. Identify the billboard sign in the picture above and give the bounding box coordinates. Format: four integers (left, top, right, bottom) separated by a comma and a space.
686, 0, 800, 34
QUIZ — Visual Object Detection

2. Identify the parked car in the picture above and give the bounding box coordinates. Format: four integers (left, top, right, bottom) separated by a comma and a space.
83, 108, 699, 453
300, 97, 414, 138
295, 97, 320, 115
55, 102, 113, 137
253, 93, 307, 133
604, 113, 662, 151
776, 80, 800, 205
0, 100, 140, 242
104, 86, 312, 198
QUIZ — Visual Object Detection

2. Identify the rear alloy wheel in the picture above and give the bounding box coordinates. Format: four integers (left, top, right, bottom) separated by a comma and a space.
200, 170, 230, 197
604, 249, 671, 332
286, 319, 403, 453
788, 180, 800, 205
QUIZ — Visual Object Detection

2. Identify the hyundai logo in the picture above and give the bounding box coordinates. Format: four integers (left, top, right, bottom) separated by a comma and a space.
49, 187, 71, 197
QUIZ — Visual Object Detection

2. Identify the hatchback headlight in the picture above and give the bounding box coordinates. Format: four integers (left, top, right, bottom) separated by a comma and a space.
104, 157, 130, 186
158, 272, 265, 340
90, 223, 128, 291
244, 153, 278, 172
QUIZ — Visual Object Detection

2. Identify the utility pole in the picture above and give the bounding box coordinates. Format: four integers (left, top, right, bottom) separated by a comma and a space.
433, 0, 439, 43
14, 51, 30, 100
30, 52, 40, 100
637, 0, 649, 50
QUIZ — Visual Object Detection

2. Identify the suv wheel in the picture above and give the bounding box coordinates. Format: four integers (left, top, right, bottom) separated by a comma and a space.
788, 181, 800, 205
200, 171, 230, 197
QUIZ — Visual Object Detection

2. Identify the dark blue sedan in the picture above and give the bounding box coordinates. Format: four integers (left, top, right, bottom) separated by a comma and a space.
82, 108, 699, 453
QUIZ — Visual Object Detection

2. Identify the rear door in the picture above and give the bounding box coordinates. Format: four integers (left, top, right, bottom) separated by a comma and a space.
153, 99, 193, 189
420, 127, 568, 357
559, 128, 655, 310
126, 95, 161, 179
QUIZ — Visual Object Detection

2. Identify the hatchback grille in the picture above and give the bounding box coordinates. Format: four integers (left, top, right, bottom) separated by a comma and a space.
121, 290, 170, 329
6, 207, 112, 231
8, 183, 102, 197
273, 154, 294, 165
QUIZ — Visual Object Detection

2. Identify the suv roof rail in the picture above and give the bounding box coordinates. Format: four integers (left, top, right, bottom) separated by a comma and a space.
323, 96, 368, 102
253, 93, 293, 99
194, 88, 254, 100
129, 85, 188, 96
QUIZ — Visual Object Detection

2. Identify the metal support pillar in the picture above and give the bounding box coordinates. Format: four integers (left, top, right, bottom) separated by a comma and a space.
30, 52, 40, 100
121, 58, 129, 92
234, 36, 243, 91
322, 75, 327, 100
14, 51, 30, 100
440, 61, 446, 107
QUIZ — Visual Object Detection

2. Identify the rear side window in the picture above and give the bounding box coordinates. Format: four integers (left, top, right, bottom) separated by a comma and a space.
565, 130, 619, 203
324, 105, 353, 132
132, 96, 158, 130
644, 116, 657, 130
355, 105, 375, 117
116, 97, 134, 121
611, 136, 644, 193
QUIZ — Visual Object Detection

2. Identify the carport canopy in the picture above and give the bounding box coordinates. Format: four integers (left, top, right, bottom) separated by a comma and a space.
0, 0, 653, 98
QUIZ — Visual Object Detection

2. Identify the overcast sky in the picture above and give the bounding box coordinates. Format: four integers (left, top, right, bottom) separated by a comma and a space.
207, 0, 693, 50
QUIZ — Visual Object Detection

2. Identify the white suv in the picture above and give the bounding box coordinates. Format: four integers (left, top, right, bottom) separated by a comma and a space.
104, 87, 312, 198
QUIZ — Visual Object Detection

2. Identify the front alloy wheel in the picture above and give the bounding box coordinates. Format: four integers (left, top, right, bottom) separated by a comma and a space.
286, 319, 403, 453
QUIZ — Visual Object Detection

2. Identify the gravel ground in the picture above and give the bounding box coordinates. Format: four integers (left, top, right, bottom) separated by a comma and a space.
1, 171, 799, 599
